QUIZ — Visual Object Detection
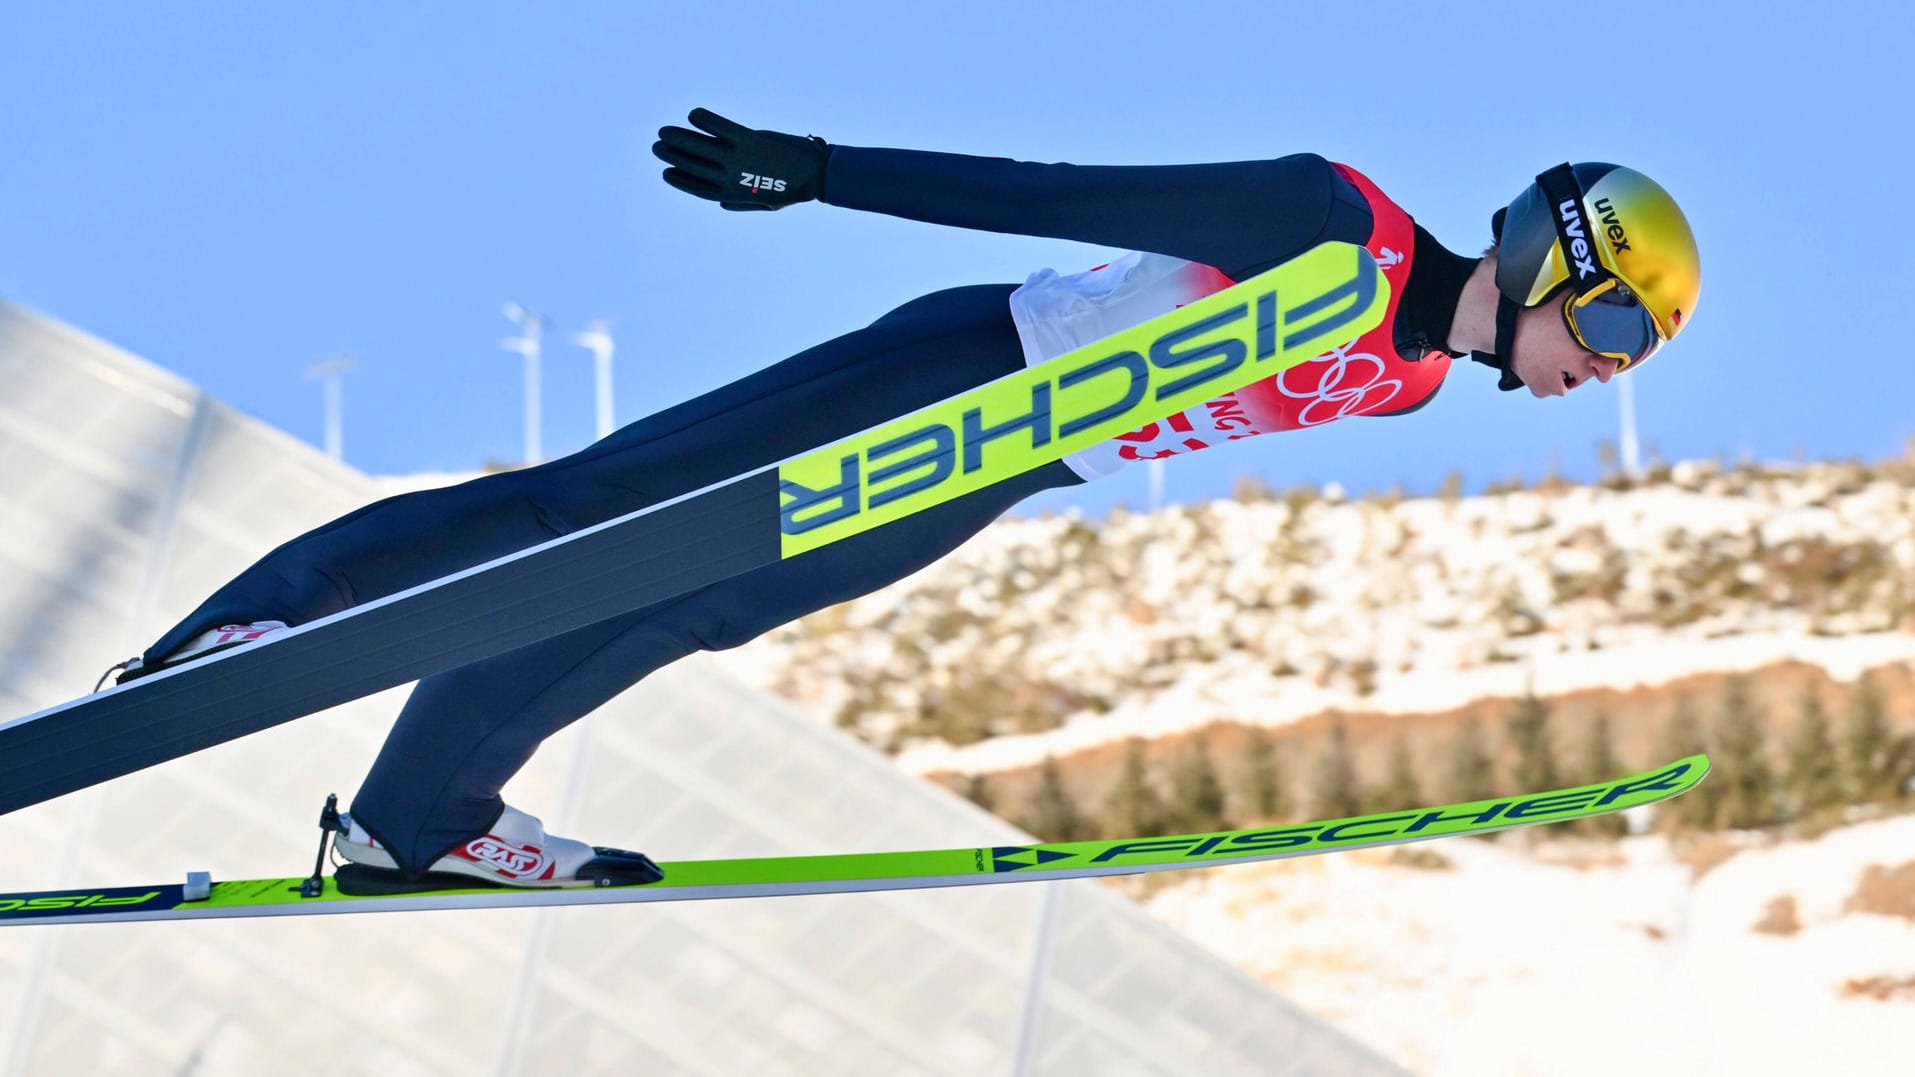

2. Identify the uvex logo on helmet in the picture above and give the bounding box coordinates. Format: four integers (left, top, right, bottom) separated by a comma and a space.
1556, 198, 1601, 281
1593, 197, 1632, 255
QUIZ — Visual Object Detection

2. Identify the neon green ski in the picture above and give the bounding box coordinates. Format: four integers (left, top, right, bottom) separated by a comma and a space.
0, 756, 1708, 926
1, 240, 1387, 816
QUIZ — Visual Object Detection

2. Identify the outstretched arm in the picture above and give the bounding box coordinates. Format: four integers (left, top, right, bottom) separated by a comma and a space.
824, 146, 1360, 281
653, 109, 1371, 281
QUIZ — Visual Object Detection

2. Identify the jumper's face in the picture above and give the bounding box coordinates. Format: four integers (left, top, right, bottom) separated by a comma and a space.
1508, 296, 1623, 398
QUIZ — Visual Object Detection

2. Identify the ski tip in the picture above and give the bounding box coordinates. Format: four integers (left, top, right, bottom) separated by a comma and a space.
1673, 753, 1713, 784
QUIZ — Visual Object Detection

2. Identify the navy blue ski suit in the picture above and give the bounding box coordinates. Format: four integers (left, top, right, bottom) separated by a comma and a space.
144, 146, 1479, 873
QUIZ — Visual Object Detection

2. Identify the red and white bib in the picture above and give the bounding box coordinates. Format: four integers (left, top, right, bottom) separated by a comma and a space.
1007, 164, 1449, 481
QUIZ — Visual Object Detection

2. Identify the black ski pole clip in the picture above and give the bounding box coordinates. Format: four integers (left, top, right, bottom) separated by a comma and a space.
297, 794, 343, 898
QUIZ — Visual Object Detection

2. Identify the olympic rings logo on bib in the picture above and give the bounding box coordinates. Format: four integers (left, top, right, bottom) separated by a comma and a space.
1275, 341, 1404, 426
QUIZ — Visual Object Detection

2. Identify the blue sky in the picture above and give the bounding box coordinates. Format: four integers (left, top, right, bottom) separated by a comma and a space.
3, 2, 1908, 517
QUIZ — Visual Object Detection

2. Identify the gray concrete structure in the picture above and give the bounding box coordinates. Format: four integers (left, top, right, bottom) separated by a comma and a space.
0, 299, 1403, 1076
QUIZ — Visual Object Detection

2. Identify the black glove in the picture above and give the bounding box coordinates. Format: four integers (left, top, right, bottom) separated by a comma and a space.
652, 108, 831, 211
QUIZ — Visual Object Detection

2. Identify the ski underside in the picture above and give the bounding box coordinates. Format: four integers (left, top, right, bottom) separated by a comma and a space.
0, 755, 1709, 926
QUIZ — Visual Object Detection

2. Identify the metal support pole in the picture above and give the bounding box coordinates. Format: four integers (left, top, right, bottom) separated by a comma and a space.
306, 358, 356, 462
1618, 373, 1641, 478
573, 320, 616, 441
492, 720, 598, 1076
503, 304, 546, 465
1010, 883, 1064, 1077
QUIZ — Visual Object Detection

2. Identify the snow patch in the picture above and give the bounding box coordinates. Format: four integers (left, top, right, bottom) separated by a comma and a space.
1147, 815, 1915, 1076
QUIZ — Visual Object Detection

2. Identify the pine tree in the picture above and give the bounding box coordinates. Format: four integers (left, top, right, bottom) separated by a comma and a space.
1311, 718, 1364, 819
1506, 692, 1559, 792
1846, 679, 1915, 803
1845, 678, 1895, 803
1237, 726, 1288, 822
1784, 688, 1842, 821
1656, 696, 1719, 832
1104, 738, 1171, 838
1445, 716, 1496, 803
1376, 733, 1422, 812
1168, 738, 1231, 833
1026, 755, 1089, 842
1890, 733, 1915, 803
1576, 710, 1628, 837
1579, 710, 1624, 783
1715, 678, 1776, 829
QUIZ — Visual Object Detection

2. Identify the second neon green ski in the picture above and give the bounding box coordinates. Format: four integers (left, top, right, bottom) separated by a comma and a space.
0, 755, 1708, 926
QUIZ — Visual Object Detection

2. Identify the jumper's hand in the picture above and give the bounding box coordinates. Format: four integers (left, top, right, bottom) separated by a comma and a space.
652, 108, 830, 211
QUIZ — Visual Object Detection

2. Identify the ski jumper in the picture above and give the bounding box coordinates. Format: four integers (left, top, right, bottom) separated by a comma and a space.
141, 148, 1481, 875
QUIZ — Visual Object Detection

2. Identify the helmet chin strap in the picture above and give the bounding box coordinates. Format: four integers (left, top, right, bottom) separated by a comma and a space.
1468, 295, 1525, 392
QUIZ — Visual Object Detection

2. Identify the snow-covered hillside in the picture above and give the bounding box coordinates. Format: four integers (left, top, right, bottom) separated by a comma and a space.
709, 458, 1915, 776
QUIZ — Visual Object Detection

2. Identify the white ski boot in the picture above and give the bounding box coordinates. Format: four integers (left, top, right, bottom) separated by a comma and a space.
333, 804, 663, 893
99, 621, 291, 690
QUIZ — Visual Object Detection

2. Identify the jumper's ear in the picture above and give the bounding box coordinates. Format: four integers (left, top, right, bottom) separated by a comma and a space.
1490, 207, 1507, 242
